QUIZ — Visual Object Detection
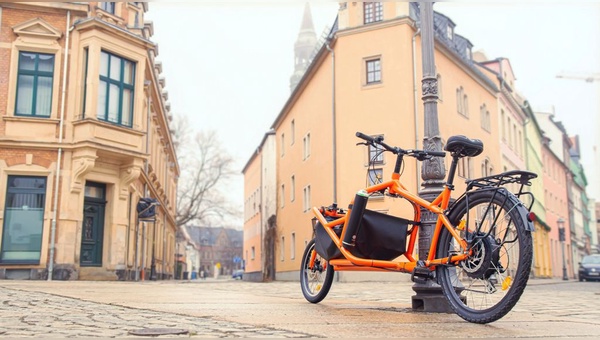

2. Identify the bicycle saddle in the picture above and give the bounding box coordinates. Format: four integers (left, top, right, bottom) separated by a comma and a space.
445, 135, 484, 157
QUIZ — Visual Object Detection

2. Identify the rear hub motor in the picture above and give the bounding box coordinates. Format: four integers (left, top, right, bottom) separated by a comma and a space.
461, 233, 501, 279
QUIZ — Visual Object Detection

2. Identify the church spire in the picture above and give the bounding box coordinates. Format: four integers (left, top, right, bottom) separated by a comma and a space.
290, 3, 317, 92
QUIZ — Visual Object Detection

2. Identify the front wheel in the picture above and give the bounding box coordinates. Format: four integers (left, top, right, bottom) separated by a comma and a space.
436, 189, 533, 323
300, 239, 334, 303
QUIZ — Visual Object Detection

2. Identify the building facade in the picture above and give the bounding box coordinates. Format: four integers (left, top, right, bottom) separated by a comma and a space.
0, 2, 178, 280
242, 131, 277, 282
245, 2, 506, 281
535, 108, 574, 279
185, 226, 243, 278
569, 136, 593, 274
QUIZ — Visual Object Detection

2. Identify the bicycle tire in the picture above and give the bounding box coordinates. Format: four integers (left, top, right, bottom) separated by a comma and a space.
300, 239, 335, 303
436, 189, 533, 323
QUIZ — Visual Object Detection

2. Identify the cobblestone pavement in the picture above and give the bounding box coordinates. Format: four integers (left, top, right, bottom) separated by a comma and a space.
0, 286, 312, 338
1, 278, 599, 338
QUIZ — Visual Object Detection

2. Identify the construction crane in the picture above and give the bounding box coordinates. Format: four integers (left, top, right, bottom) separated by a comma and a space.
556, 72, 600, 83
556, 71, 600, 202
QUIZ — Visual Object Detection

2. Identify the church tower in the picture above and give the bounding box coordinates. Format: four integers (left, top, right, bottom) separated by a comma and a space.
290, 3, 318, 91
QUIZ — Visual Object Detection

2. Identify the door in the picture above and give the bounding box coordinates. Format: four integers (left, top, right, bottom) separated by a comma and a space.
80, 183, 106, 266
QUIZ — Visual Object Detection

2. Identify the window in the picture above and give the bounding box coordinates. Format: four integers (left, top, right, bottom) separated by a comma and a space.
280, 184, 285, 208
501, 110, 506, 141
368, 168, 383, 186
458, 157, 472, 179
480, 104, 491, 132
481, 159, 493, 177
1, 176, 47, 263
15, 52, 55, 117
446, 25, 453, 40
290, 175, 295, 202
364, 2, 383, 24
281, 133, 285, 157
291, 119, 295, 145
303, 185, 311, 212
456, 88, 462, 114
291, 232, 296, 260
456, 87, 468, 118
507, 117, 513, 148
97, 51, 135, 127
99, 2, 115, 14
251, 246, 255, 260
368, 136, 384, 164
366, 59, 381, 84
303, 133, 311, 160
280, 236, 285, 261
512, 123, 517, 150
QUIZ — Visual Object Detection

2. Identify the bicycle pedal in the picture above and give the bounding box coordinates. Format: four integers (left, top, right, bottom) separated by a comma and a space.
411, 266, 433, 284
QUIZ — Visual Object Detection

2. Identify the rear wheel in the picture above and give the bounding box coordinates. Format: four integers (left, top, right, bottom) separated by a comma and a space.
436, 189, 533, 323
300, 239, 334, 303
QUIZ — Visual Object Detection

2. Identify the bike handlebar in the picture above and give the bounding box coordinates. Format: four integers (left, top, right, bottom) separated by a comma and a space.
356, 131, 445, 159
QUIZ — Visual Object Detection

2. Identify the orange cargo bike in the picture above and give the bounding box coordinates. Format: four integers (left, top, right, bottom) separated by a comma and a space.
300, 132, 537, 324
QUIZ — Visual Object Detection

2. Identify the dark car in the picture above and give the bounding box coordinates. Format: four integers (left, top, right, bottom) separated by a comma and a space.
232, 269, 244, 280
578, 254, 600, 281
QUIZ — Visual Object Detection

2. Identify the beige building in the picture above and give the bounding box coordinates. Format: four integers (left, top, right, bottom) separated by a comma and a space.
244, 3, 505, 280
243, 131, 277, 281
0, 2, 178, 280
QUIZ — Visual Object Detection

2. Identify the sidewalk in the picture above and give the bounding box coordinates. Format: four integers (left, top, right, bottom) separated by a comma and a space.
0, 278, 598, 338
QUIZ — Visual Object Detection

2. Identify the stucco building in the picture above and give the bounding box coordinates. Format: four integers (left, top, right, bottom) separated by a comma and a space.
244, 2, 507, 281
569, 136, 593, 273
535, 108, 575, 279
0, 2, 178, 280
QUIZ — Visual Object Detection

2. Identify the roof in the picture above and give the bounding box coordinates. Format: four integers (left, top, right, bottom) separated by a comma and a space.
186, 226, 243, 247
410, 3, 498, 92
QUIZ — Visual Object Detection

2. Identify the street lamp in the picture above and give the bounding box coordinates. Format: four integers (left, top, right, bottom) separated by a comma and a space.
557, 218, 568, 280
412, 2, 452, 313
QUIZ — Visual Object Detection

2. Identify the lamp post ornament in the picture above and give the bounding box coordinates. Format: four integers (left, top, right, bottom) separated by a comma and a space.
412, 2, 453, 313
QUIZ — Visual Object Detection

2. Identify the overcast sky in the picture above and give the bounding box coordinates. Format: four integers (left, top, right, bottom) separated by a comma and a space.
146, 1, 600, 226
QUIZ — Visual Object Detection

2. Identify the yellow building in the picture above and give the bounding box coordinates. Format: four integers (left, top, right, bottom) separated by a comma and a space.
522, 103, 551, 278
476, 56, 551, 277
244, 3, 505, 280
0, 2, 178, 280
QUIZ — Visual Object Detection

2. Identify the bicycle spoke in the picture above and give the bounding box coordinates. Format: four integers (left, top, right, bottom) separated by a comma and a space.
437, 190, 532, 323
300, 240, 334, 303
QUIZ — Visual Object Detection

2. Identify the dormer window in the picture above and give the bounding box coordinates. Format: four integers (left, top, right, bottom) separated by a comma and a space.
465, 47, 471, 60
364, 2, 383, 24
100, 2, 115, 14
446, 26, 453, 40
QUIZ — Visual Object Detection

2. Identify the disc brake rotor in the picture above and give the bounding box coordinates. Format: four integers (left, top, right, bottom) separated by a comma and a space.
461, 233, 500, 279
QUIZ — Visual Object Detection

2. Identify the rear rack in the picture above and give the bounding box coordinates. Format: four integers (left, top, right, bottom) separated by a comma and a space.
465, 170, 538, 211
466, 170, 537, 191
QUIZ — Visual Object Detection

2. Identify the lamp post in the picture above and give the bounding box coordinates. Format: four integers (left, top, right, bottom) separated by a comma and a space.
411, 2, 452, 313
557, 218, 568, 280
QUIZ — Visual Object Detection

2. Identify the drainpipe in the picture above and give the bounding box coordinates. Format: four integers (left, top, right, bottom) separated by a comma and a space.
412, 27, 421, 190
325, 41, 337, 203
135, 82, 152, 281
162, 155, 168, 280
48, 10, 71, 281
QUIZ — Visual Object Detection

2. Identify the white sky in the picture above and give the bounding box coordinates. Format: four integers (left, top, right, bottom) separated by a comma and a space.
146, 1, 600, 226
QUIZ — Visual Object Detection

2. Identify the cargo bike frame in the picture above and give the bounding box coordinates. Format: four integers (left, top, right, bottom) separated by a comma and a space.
300, 132, 537, 324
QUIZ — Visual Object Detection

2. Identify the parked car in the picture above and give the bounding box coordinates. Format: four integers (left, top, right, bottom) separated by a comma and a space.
578, 254, 600, 281
232, 269, 244, 280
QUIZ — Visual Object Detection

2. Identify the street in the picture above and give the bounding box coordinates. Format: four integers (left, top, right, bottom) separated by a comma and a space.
0, 278, 599, 338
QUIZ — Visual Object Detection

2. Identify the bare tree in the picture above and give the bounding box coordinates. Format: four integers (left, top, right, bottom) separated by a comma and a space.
173, 115, 238, 227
